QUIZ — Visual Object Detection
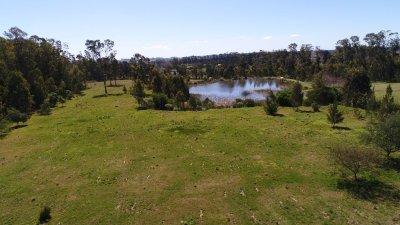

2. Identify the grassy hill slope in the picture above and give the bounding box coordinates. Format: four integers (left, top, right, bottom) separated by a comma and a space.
0, 81, 399, 224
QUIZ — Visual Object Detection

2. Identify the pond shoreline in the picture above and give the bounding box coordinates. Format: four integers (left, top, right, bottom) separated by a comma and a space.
189, 77, 293, 106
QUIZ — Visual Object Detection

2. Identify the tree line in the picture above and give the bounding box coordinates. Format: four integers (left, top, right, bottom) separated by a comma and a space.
155, 30, 400, 82
0, 27, 86, 132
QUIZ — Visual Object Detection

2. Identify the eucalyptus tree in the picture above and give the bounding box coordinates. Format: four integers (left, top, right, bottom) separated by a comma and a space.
84, 39, 116, 94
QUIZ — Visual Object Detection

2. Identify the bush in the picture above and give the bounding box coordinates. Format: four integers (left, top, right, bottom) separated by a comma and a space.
59, 97, 66, 107
243, 99, 256, 107
353, 108, 365, 120
307, 87, 342, 105
188, 95, 202, 110
142, 97, 154, 109
38, 206, 51, 224
165, 103, 174, 111
152, 93, 169, 110
202, 98, 215, 110
65, 90, 73, 100
0, 117, 10, 136
264, 92, 278, 116
47, 92, 59, 107
233, 102, 244, 108
6, 108, 29, 124
311, 102, 320, 112
276, 90, 292, 107
331, 145, 380, 181
122, 85, 127, 94
303, 98, 311, 107
38, 100, 51, 115
362, 112, 400, 159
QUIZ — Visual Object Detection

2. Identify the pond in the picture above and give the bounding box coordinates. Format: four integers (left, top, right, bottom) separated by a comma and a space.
189, 78, 285, 105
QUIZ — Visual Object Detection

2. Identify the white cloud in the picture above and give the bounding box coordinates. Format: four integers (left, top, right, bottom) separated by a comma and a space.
289, 34, 301, 38
263, 36, 272, 40
187, 40, 209, 44
152, 44, 170, 50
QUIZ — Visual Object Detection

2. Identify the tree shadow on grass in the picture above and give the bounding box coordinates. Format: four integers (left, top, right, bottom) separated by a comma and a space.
135, 106, 148, 110
299, 109, 314, 113
272, 113, 284, 117
11, 124, 27, 130
107, 84, 124, 87
337, 178, 400, 203
93, 93, 123, 98
0, 124, 27, 139
381, 158, 400, 172
332, 126, 352, 131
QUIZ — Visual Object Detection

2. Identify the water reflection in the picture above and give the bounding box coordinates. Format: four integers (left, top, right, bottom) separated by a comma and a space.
190, 78, 283, 104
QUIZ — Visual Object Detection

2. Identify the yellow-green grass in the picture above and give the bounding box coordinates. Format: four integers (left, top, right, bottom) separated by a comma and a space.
372, 82, 400, 103
0, 81, 399, 224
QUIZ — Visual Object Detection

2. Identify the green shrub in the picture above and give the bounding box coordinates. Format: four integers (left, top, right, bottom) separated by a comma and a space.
0, 117, 10, 136
264, 92, 278, 115
276, 90, 292, 107
165, 103, 174, 111
6, 108, 30, 124
202, 98, 215, 110
353, 108, 365, 120
303, 98, 311, 107
243, 99, 256, 107
307, 87, 341, 105
38, 100, 51, 115
140, 97, 154, 109
152, 93, 169, 110
311, 102, 320, 112
65, 90, 73, 100
188, 95, 202, 110
327, 103, 344, 127
232, 100, 244, 108
47, 92, 59, 107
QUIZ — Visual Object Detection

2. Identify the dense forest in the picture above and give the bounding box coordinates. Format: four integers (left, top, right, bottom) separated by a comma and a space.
0, 27, 86, 126
1, 27, 399, 127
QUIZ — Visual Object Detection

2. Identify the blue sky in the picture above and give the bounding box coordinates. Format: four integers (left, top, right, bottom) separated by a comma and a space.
1, 0, 400, 58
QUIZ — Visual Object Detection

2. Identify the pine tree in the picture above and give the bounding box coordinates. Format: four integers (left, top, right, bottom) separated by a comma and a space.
291, 81, 303, 111
327, 103, 344, 128
131, 80, 146, 107
378, 84, 397, 119
264, 91, 279, 116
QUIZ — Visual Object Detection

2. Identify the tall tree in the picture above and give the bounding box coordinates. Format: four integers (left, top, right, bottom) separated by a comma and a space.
291, 82, 303, 111
6, 71, 33, 113
131, 80, 146, 108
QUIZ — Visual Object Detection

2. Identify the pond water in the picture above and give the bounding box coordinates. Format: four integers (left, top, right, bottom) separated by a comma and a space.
190, 78, 284, 105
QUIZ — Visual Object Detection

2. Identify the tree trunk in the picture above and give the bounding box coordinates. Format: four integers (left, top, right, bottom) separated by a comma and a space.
104, 74, 108, 95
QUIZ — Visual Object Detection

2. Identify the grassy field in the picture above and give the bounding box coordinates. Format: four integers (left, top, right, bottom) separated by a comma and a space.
1, 80, 400, 225
372, 82, 400, 103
